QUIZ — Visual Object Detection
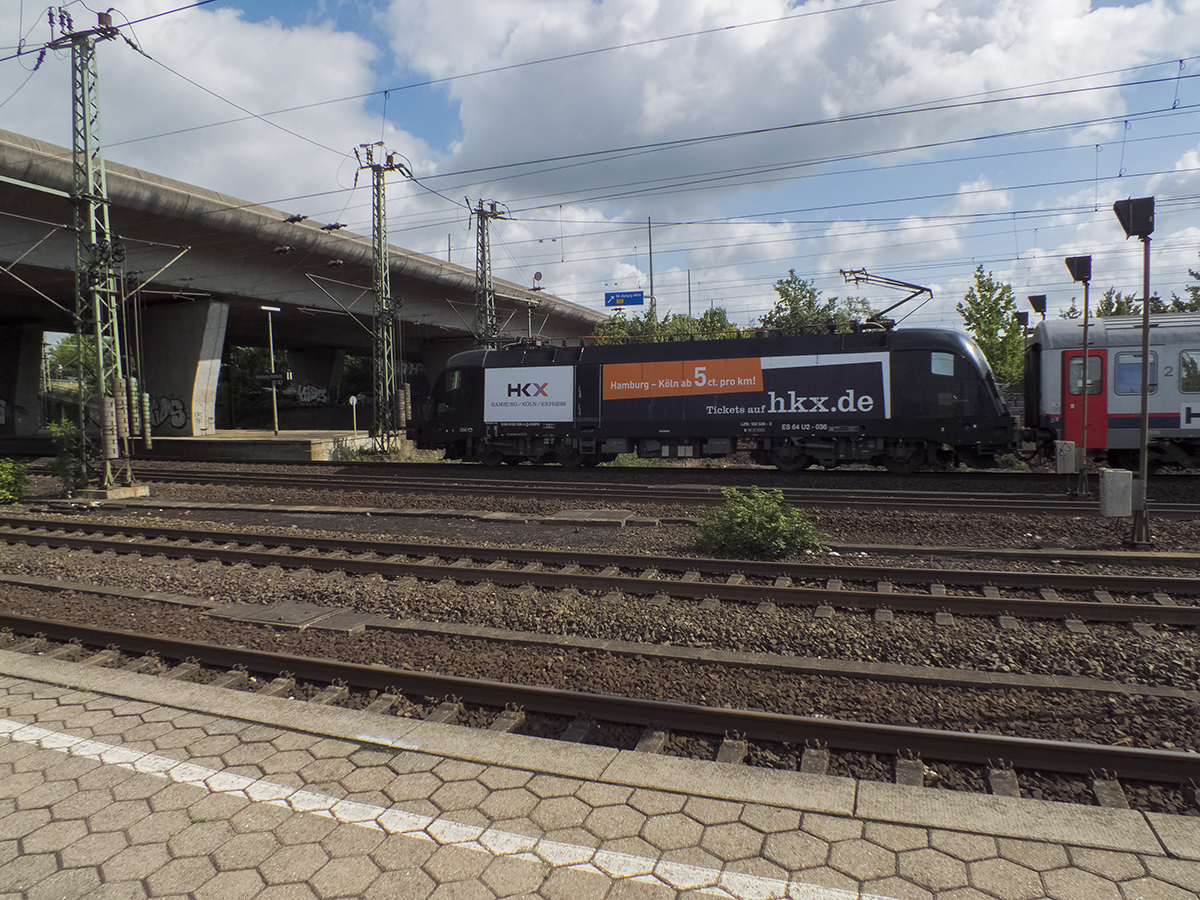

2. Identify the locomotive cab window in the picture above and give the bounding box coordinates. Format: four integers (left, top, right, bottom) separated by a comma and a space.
1181, 351, 1200, 393
1067, 356, 1102, 395
1114, 351, 1157, 395
930, 352, 955, 377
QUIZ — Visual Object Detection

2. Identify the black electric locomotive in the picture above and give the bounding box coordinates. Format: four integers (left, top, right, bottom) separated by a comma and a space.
414, 328, 1018, 472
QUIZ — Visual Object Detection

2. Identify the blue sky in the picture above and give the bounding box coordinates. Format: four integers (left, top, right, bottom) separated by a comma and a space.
3, 0, 1200, 328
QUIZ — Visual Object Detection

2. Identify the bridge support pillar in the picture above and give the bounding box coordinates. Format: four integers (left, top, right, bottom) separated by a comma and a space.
287, 347, 345, 407
141, 300, 228, 436
0, 323, 44, 437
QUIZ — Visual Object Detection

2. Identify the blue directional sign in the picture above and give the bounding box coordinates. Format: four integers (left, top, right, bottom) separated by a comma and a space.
605, 290, 644, 307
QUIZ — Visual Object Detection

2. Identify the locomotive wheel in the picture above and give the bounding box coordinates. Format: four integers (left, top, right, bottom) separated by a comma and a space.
881, 446, 925, 474
476, 449, 504, 466
768, 449, 814, 471
556, 448, 584, 468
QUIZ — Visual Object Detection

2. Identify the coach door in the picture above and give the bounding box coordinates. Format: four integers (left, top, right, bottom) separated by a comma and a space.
1062, 349, 1107, 448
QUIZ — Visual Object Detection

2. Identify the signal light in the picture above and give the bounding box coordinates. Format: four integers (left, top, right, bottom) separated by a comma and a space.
1113, 197, 1154, 239
1065, 256, 1092, 283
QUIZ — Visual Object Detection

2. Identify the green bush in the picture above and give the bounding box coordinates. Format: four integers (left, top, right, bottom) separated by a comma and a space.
696, 487, 824, 559
0, 459, 28, 505
599, 453, 662, 467
48, 419, 87, 493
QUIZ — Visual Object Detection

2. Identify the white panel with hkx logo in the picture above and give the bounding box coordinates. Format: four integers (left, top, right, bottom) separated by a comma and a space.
484, 367, 575, 423
1183, 404, 1200, 429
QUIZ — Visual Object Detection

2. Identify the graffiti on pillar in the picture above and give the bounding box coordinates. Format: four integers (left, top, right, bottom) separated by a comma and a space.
150, 396, 188, 430
296, 383, 330, 406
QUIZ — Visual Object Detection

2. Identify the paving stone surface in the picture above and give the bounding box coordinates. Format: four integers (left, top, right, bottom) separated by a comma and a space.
0, 655, 1195, 899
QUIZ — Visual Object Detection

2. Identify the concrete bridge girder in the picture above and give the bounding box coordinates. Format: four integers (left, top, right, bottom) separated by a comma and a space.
0, 128, 605, 438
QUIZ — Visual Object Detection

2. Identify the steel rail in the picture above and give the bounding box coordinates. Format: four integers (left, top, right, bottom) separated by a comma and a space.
3, 515, 1198, 596
4, 524, 1199, 625
113, 467, 1200, 517
0, 612, 1194, 783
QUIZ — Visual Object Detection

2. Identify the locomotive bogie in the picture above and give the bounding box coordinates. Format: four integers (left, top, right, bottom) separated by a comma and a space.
415, 329, 1017, 472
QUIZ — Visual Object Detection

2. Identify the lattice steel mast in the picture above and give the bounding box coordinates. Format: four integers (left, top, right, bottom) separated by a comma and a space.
473, 200, 509, 348
356, 143, 411, 453
51, 10, 127, 488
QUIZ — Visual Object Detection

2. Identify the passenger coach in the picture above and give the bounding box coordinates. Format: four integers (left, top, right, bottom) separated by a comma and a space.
1025, 313, 1200, 468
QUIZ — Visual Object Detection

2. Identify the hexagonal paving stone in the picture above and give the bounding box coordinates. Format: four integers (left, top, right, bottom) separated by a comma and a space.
0, 852, 58, 893
803, 813, 863, 842
258, 750, 317, 775
60, 830, 129, 868
102, 842, 172, 882
628, 789, 686, 816
739, 804, 801, 834
641, 812, 703, 852
1120, 877, 1198, 900
431, 780, 490, 812
789, 864, 859, 894
481, 853, 546, 897
531, 796, 590, 831
213, 832, 280, 871
997, 837, 1069, 871
433, 759, 486, 782
527, 775, 583, 799
21, 819, 88, 855
307, 738, 360, 759
298, 757, 355, 785
865, 823, 928, 852
1068, 847, 1145, 881
363, 867, 437, 900
682, 797, 742, 826
480, 788, 539, 821
310, 855, 382, 897
259, 844, 330, 885
574, 781, 631, 808
88, 800, 154, 834
584, 804, 646, 841
339, 766, 396, 795
700, 822, 763, 861
145, 855, 218, 896
967, 857, 1045, 900
25, 864, 101, 900
763, 829, 829, 871
220, 742, 278, 768
931, 830, 999, 863
167, 820, 235, 858
861, 875, 934, 900
384, 772, 444, 803
829, 838, 897, 881
193, 869, 265, 900
387, 751, 440, 775
1042, 866, 1123, 900
423, 843, 491, 882
897, 847, 968, 892
540, 866, 612, 900
1144, 857, 1200, 892
321, 823, 386, 859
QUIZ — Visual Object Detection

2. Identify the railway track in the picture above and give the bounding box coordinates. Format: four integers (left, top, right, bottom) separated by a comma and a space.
76, 464, 1200, 517
2, 610, 1198, 802
3, 515, 1199, 625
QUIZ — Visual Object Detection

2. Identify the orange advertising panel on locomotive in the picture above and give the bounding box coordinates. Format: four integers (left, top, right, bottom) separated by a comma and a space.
603, 357, 764, 400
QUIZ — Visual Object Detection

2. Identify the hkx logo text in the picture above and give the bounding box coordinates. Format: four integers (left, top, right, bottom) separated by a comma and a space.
508, 382, 550, 397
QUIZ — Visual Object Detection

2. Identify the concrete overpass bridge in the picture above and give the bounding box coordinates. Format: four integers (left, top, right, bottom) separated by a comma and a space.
0, 128, 604, 443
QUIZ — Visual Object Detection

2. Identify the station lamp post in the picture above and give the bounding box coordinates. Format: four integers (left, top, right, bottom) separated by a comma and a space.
261, 305, 281, 436
1065, 256, 1092, 497
1027, 295, 1047, 320
1112, 197, 1155, 545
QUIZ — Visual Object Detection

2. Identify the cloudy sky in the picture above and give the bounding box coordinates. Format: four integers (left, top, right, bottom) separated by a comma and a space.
3, 0, 1200, 330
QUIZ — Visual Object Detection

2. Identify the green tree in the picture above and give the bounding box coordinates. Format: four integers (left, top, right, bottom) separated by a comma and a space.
48, 334, 99, 384
1059, 298, 1082, 319
591, 305, 741, 344
759, 270, 872, 335
1094, 288, 1140, 317
956, 265, 1023, 387
1167, 255, 1200, 312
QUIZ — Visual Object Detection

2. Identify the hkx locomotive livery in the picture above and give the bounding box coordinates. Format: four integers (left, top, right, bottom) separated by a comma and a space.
1025, 313, 1200, 469
415, 328, 1018, 472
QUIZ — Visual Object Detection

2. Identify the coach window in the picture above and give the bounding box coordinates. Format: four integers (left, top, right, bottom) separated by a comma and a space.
1067, 356, 1102, 395
1181, 351, 1200, 393
1114, 351, 1157, 395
